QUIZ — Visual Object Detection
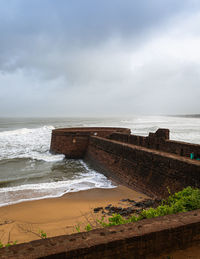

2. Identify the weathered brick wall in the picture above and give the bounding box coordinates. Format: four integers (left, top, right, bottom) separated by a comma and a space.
160, 140, 200, 157
50, 133, 89, 158
1, 127, 199, 258
86, 136, 200, 198
50, 127, 130, 158
1, 209, 200, 259
50, 127, 200, 196
109, 129, 200, 159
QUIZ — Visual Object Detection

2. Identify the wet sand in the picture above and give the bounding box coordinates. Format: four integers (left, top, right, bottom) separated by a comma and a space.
0, 185, 148, 244
0, 186, 200, 258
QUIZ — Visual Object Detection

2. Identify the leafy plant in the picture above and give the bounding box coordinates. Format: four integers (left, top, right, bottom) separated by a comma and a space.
85, 224, 92, 232
75, 224, 81, 233
0, 240, 17, 248
0, 241, 3, 249
39, 230, 47, 239
98, 187, 200, 227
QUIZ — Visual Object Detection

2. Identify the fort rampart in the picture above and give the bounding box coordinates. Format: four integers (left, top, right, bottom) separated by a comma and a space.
50, 127, 200, 198
86, 135, 200, 198
1, 127, 200, 258
50, 127, 130, 158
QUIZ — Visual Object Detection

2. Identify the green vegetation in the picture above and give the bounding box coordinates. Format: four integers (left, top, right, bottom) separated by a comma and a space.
39, 230, 47, 239
0, 240, 17, 248
85, 224, 92, 232
77, 186, 200, 231
101, 186, 200, 227
0, 228, 47, 249
74, 224, 81, 233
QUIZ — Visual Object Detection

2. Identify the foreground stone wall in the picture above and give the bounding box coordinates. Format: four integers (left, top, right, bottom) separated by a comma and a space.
1, 127, 200, 258
1, 209, 200, 259
86, 136, 200, 198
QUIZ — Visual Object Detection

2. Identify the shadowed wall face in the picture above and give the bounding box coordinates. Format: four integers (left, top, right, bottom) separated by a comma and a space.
50, 127, 200, 197
86, 136, 200, 198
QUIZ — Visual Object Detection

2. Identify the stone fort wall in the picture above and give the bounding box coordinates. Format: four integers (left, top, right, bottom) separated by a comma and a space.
1, 209, 200, 258
86, 135, 200, 198
50, 127, 130, 158
109, 129, 200, 159
50, 127, 200, 198
1, 127, 199, 258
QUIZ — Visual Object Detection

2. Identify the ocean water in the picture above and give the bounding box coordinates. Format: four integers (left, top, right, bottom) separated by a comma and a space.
0, 116, 199, 207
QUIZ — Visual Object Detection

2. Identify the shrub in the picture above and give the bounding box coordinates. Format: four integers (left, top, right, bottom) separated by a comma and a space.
99, 187, 200, 227
0, 241, 17, 248
85, 224, 92, 232
39, 230, 47, 239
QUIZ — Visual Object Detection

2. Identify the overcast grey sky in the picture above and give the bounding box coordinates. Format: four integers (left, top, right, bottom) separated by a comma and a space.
0, 0, 200, 117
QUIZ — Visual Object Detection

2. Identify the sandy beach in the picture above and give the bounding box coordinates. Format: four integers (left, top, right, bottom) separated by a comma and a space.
0, 185, 148, 244
1, 185, 200, 258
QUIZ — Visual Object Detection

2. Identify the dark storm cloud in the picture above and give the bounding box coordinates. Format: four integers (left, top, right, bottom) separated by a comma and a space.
0, 0, 195, 72
0, 0, 192, 42
0, 0, 200, 116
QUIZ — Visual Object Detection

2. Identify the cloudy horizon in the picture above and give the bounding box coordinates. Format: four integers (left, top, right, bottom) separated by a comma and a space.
0, 0, 200, 117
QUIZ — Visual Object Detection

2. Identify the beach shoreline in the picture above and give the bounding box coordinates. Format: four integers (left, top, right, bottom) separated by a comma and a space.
0, 185, 148, 244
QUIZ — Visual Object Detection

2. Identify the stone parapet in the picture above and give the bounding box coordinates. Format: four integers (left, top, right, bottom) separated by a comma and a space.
1, 209, 200, 258
50, 127, 130, 158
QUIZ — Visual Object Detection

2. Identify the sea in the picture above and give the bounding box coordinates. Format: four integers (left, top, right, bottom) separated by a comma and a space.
0, 116, 199, 207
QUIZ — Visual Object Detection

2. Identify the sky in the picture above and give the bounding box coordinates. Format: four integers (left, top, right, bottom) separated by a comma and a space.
0, 0, 200, 117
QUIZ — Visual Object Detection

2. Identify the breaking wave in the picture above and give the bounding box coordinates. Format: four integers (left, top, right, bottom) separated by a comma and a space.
0, 126, 64, 162
0, 162, 115, 207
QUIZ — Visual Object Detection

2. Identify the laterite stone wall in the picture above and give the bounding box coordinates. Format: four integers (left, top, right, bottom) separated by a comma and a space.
0, 127, 199, 258
86, 136, 200, 198
50, 127, 130, 158
109, 129, 200, 159
1, 209, 200, 259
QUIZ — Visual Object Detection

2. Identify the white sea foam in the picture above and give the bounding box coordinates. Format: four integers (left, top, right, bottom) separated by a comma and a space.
121, 116, 200, 144
0, 123, 117, 206
0, 169, 116, 207
0, 116, 199, 207
0, 126, 64, 162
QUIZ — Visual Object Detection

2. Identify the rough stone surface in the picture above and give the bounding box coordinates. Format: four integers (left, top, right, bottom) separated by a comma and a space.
1, 210, 200, 259
109, 129, 200, 159
50, 127, 130, 158
86, 135, 200, 198
4, 127, 199, 258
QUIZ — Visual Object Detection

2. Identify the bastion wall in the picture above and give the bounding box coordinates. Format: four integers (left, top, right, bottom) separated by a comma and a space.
86, 136, 200, 198
2, 127, 199, 258
50, 127, 200, 198
50, 127, 130, 158
109, 129, 200, 158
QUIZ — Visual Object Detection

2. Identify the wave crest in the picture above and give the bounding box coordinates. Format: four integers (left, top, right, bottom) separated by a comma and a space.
0, 126, 64, 162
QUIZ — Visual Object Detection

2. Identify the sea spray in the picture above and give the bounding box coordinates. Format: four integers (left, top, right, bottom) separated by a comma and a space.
0, 160, 116, 207
0, 126, 64, 162
0, 116, 199, 207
